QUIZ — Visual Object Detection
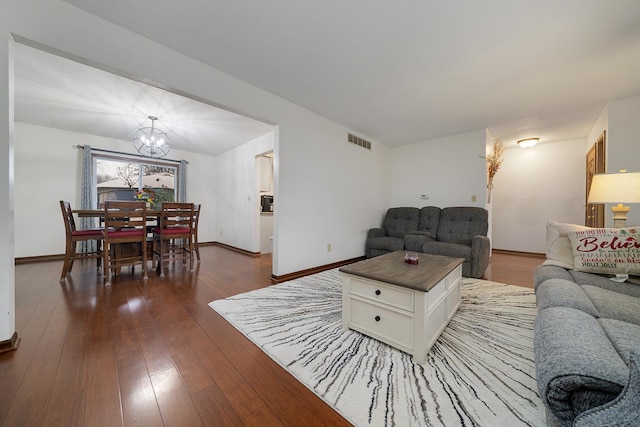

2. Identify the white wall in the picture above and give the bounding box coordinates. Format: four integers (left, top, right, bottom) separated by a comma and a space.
14, 123, 80, 257
590, 94, 640, 227
275, 117, 391, 273
390, 129, 488, 208
216, 132, 273, 253
13, 122, 218, 258
587, 105, 608, 151
0, 37, 14, 342
491, 139, 586, 253
608, 95, 640, 176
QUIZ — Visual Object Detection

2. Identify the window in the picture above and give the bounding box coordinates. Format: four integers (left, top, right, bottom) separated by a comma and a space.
94, 154, 178, 208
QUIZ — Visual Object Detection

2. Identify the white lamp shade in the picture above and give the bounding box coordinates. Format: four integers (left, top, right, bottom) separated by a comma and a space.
588, 172, 640, 204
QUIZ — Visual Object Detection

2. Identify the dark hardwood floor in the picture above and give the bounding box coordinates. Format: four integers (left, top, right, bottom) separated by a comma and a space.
1, 246, 543, 426
483, 250, 544, 289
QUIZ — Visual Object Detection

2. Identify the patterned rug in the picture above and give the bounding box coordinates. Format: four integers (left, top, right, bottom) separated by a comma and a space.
209, 268, 546, 426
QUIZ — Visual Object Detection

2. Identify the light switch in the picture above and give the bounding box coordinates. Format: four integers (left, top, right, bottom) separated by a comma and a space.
471, 195, 477, 202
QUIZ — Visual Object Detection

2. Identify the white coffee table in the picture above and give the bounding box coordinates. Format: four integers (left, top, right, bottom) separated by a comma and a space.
339, 251, 463, 364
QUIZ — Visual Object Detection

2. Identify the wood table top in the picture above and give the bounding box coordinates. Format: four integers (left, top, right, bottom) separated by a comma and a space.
339, 251, 464, 292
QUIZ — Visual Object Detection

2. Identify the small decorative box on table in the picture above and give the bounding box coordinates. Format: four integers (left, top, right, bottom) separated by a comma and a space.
339, 251, 463, 364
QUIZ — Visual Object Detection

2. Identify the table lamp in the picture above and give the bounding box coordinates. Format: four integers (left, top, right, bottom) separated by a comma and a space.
588, 172, 640, 228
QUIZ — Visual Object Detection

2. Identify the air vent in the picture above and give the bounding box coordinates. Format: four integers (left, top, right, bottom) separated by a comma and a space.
347, 133, 372, 150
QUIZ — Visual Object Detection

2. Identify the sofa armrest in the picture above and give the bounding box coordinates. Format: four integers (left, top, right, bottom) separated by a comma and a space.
469, 235, 490, 278
366, 228, 387, 258
367, 228, 386, 240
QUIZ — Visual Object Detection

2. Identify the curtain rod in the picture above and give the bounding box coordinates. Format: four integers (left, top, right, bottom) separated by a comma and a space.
74, 145, 187, 164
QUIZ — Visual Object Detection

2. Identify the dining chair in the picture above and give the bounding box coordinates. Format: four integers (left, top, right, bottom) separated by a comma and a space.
59, 200, 103, 281
102, 200, 148, 286
192, 204, 201, 263
152, 202, 195, 277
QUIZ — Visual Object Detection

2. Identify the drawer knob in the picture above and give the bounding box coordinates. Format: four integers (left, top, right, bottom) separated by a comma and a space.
375, 315, 381, 322
375, 289, 381, 296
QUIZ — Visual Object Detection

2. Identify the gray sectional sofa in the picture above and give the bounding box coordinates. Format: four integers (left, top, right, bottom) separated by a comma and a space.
365, 206, 490, 278
534, 260, 640, 425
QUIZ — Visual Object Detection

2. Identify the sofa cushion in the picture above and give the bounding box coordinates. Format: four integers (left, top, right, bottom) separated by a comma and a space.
582, 285, 640, 325
422, 240, 471, 261
534, 264, 573, 291
567, 227, 640, 275
598, 319, 640, 365
404, 232, 435, 252
534, 307, 628, 423
436, 207, 488, 245
536, 279, 600, 317
569, 270, 640, 298
417, 206, 440, 238
543, 221, 591, 269
383, 207, 420, 238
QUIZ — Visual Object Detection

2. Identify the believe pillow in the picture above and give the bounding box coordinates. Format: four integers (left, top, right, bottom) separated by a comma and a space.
543, 221, 591, 269
567, 227, 640, 275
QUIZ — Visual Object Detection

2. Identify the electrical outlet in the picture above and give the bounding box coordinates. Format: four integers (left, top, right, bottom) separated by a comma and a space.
471, 195, 477, 202
327, 243, 332, 252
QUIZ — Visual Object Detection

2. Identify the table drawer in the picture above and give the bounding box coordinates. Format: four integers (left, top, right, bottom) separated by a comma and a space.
348, 297, 413, 351
348, 276, 414, 311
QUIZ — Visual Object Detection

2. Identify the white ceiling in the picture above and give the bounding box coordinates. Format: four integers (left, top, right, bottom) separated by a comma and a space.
14, 43, 275, 157
16, 1, 640, 152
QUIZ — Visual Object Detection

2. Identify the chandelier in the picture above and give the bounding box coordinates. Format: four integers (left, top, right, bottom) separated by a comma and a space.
133, 116, 171, 158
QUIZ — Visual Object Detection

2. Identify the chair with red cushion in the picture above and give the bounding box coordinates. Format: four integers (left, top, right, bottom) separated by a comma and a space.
59, 200, 103, 281
102, 200, 148, 286
152, 202, 195, 277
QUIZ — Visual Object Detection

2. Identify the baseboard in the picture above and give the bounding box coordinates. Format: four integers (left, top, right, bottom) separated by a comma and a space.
0, 332, 20, 354
271, 256, 366, 284
492, 249, 545, 258
212, 242, 261, 258
15, 254, 64, 264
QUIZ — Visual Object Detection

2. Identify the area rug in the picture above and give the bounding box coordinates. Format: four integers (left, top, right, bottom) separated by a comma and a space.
209, 268, 546, 426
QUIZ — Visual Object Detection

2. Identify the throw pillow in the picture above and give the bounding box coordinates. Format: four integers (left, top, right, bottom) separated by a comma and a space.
543, 221, 591, 269
567, 227, 640, 275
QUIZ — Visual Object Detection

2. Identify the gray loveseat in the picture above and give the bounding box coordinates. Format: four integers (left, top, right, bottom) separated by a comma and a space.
365, 206, 490, 278
534, 264, 640, 426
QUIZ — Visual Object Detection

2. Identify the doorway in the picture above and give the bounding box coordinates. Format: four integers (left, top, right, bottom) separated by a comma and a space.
585, 131, 606, 227
257, 151, 274, 254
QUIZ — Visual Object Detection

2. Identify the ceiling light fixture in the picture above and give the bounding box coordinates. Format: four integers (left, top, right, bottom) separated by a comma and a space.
133, 116, 171, 158
517, 138, 539, 148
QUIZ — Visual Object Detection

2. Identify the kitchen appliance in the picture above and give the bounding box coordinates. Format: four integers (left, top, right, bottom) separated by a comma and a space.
261, 195, 274, 212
